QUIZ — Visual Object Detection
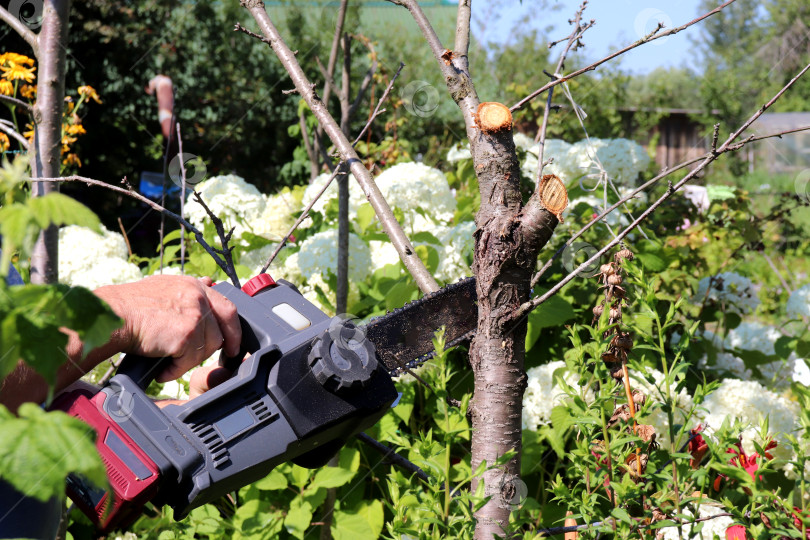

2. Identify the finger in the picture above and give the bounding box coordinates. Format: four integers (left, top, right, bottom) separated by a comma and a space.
189, 365, 233, 399
158, 316, 207, 383
204, 287, 242, 357
198, 276, 214, 287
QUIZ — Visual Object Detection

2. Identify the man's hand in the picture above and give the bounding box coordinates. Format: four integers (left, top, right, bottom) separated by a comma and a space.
95, 275, 242, 383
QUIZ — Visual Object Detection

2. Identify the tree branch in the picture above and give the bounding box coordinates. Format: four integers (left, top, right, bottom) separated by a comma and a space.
453, 0, 471, 73
0, 94, 33, 114
0, 5, 39, 57
510, 0, 738, 112
388, 0, 479, 132
0, 120, 29, 149
236, 11, 439, 294
514, 61, 810, 326
260, 63, 404, 273
347, 35, 378, 119
29, 175, 237, 280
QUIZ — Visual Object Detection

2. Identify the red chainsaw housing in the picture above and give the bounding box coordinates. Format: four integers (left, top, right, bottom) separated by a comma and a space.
51, 389, 161, 533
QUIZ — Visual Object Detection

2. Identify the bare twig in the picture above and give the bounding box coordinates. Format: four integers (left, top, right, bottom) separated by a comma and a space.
0, 94, 33, 114
0, 120, 30, 149
536, 2, 594, 177
260, 63, 404, 273
347, 35, 378, 119
515, 61, 810, 327
29, 175, 236, 281
533, 510, 735, 537
176, 123, 187, 274
116, 217, 132, 258
0, 5, 39, 57
191, 192, 241, 288
531, 124, 810, 287
453, 0, 471, 74
510, 0, 738, 112
237, 11, 438, 293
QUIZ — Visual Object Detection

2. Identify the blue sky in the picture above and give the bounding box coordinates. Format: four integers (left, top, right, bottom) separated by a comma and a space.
475, 0, 706, 74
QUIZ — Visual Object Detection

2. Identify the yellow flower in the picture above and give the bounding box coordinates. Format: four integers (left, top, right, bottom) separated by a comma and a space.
61, 134, 77, 147
19, 84, 35, 99
0, 133, 9, 152
77, 85, 102, 104
0, 79, 12, 96
0, 53, 34, 67
23, 124, 34, 141
65, 123, 86, 136
62, 153, 81, 167
1, 61, 35, 82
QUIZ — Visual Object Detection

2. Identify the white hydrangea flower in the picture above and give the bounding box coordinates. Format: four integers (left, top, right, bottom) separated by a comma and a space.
296, 229, 371, 283
787, 283, 810, 319
723, 321, 780, 356
522, 361, 592, 431
152, 265, 184, 276
254, 192, 296, 240
59, 225, 143, 288
238, 243, 297, 280
300, 171, 367, 225
521, 139, 572, 183
432, 221, 476, 282
698, 352, 753, 380
375, 162, 456, 231
512, 132, 536, 152
630, 367, 695, 448
657, 503, 734, 540
698, 378, 799, 465
693, 272, 760, 314
369, 240, 401, 272
446, 142, 472, 163
185, 174, 266, 240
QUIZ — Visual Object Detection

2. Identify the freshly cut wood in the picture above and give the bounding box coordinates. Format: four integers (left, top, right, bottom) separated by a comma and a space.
475, 101, 512, 132
538, 174, 568, 222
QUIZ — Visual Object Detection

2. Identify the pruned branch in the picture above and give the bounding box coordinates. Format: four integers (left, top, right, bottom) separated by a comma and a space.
236, 10, 439, 294
0, 5, 39, 57
514, 61, 810, 326
510, 0, 738, 112
453, 0, 471, 73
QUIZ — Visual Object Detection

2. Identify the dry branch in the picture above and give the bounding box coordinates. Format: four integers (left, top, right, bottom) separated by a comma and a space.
515, 61, 810, 326
0, 5, 39, 56
510, 0, 738, 113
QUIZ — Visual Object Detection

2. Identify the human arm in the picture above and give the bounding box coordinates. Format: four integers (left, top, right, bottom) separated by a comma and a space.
0, 275, 242, 412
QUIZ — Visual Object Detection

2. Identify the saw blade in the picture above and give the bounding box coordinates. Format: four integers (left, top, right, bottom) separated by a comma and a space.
362, 277, 477, 376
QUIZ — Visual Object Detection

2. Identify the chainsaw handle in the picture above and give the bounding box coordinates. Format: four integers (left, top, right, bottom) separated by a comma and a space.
115, 354, 173, 391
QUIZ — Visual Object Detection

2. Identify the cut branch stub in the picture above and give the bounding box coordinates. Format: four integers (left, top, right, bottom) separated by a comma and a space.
475, 102, 512, 133
538, 174, 568, 222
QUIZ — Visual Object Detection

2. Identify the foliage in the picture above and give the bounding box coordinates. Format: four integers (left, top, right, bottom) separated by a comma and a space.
0, 158, 121, 502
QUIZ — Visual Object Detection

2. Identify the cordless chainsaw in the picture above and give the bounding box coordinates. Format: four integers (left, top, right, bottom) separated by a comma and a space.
51, 274, 477, 532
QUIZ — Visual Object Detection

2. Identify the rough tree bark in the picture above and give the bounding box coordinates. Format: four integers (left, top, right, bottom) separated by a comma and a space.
389, 2, 560, 538
29, 0, 71, 284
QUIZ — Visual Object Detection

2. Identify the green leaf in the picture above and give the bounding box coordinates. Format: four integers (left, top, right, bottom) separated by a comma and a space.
332, 500, 384, 540
411, 231, 441, 245
706, 184, 736, 201
384, 281, 417, 311
526, 295, 576, 349
28, 192, 100, 231
46, 285, 122, 358
355, 203, 376, 234
414, 244, 439, 275
635, 252, 666, 272
290, 464, 312, 489
4, 311, 68, 384
0, 404, 106, 502
284, 496, 314, 539
310, 465, 356, 489
254, 469, 288, 491
0, 203, 36, 275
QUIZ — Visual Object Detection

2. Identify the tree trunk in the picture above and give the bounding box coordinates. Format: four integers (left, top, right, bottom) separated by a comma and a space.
467, 105, 559, 538
29, 0, 70, 284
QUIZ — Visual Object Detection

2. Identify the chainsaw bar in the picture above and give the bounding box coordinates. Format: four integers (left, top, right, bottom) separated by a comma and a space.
363, 277, 478, 376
